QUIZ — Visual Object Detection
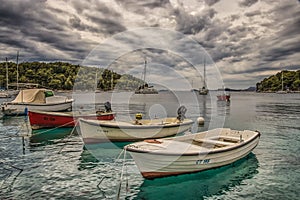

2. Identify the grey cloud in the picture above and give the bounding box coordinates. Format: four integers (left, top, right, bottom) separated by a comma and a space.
75, 1, 126, 35
174, 7, 217, 34
204, 0, 221, 6
258, 1, 300, 63
245, 10, 261, 17
0, 1, 93, 62
238, 0, 258, 7
86, 14, 126, 35
116, 0, 170, 14
229, 14, 240, 21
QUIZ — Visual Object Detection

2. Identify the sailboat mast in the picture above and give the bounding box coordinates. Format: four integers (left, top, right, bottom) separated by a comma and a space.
111, 70, 113, 90
16, 51, 19, 90
203, 57, 206, 88
5, 57, 8, 90
281, 71, 284, 91
143, 59, 147, 84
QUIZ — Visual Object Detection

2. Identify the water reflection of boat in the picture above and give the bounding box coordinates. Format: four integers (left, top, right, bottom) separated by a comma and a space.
29, 127, 74, 146
135, 153, 259, 200
78, 144, 126, 170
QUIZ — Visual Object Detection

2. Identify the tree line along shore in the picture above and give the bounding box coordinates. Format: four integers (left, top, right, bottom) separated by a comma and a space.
256, 70, 300, 92
0, 61, 299, 92
0, 61, 143, 91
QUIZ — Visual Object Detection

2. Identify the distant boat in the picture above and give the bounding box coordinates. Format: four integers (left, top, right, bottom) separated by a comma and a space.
199, 59, 208, 95
1, 88, 73, 116
217, 88, 230, 101
217, 94, 231, 101
79, 106, 193, 144
125, 128, 260, 179
135, 59, 158, 94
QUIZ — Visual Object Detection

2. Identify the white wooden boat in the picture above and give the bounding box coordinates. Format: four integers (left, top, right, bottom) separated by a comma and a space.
125, 128, 260, 179
1, 88, 73, 116
79, 117, 193, 144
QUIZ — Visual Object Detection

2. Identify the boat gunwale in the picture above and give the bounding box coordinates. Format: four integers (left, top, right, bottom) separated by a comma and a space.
28, 110, 115, 118
79, 118, 194, 129
125, 131, 260, 156
2, 99, 74, 107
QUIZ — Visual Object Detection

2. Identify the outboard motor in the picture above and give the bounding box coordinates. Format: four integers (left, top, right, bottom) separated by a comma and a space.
104, 101, 112, 112
177, 105, 187, 121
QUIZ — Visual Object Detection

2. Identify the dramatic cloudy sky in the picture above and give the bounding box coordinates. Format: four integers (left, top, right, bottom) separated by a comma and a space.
0, 0, 299, 89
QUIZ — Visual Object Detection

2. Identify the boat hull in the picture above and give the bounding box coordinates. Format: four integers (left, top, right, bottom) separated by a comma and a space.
28, 110, 115, 129
79, 118, 193, 144
1, 100, 73, 116
125, 129, 260, 179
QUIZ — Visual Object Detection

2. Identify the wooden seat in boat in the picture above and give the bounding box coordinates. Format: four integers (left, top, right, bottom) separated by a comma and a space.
193, 138, 234, 147
210, 136, 241, 143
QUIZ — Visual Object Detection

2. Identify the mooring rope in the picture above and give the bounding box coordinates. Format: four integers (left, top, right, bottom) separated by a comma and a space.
0, 161, 23, 192
116, 149, 127, 200
30, 120, 75, 135
96, 149, 125, 198
57, 121, 78, 154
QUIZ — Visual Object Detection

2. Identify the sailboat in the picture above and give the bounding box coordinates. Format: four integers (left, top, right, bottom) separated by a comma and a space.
276, 71, 288, 94
199, 58, 208, 95
135, 59, 158, 94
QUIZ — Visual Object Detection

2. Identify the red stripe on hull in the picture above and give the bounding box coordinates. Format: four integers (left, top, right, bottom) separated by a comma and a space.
141, 170, 202, 179
28, 111, 114, 129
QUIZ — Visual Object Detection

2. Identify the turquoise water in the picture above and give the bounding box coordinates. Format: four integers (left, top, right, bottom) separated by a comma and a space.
0, 91, 299, 199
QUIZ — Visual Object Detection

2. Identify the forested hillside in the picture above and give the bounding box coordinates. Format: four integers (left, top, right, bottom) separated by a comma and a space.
256, 70, 300, 92
0, 62, 143, 91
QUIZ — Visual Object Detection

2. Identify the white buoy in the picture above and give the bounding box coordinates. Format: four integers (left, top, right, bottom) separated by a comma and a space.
197, 117, 205, 125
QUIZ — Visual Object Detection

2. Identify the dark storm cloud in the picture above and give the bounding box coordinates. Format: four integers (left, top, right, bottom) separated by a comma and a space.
173, 7, 216, 34
0, 0, 129, 62
69, 15, 93, 31
0, 0, 94, 61
85, 14, 126, 35
238, 0, 258, 7
258, 2, 300, 63
70, 0, 126, 35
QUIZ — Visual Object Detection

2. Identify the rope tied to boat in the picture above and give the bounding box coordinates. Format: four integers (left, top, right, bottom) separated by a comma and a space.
96, 149, 129, 199
57, 121, 78, 154
0, 161, 23, 192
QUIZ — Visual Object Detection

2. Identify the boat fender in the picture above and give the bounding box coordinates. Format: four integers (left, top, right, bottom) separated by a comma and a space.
197, 117, 205, 125
135, 113, 143, 120
144, 139, 162, 144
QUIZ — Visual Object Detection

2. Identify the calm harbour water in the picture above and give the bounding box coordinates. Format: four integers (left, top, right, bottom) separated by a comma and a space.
0, 91, 299, 199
